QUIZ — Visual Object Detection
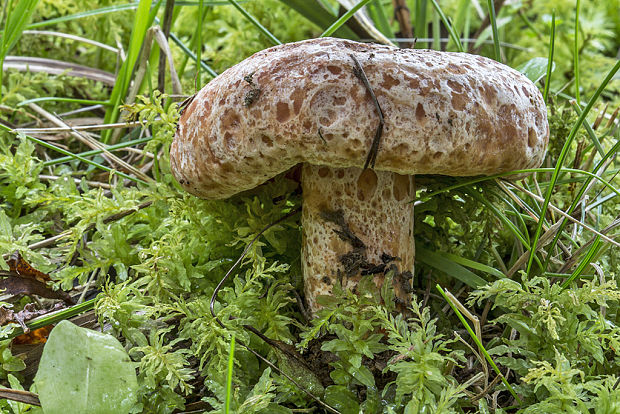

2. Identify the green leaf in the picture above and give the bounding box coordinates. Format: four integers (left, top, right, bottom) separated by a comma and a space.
324, 385, 360, 414
516, 57, 555, 83
34, 320, 138, 414
417, 247, 487, 288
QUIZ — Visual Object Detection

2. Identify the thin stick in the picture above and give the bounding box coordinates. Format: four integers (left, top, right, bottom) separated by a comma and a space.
0, 388, 41, 406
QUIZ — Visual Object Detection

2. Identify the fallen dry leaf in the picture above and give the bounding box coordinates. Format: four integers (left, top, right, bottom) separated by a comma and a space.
6, 251, 51, 283
0, 252, 74, 305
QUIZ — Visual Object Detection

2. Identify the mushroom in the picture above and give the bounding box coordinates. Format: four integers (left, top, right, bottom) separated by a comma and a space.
170, 38, 549, 313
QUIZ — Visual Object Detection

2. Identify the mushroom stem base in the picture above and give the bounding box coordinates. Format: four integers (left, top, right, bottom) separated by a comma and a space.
301, 164, 415, 313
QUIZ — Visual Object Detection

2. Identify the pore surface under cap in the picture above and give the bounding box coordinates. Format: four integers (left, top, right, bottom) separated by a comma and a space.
171, 37, 549, 199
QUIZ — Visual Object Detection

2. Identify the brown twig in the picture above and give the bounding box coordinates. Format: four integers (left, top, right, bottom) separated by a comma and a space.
0, 388, 41, 406
392, 0, 414, 48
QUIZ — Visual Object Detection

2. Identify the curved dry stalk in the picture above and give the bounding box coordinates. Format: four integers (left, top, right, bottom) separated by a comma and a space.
3, 56, 115, 85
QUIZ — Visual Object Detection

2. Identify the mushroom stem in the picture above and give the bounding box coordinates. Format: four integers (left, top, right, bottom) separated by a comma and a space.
301, 164, 415, 312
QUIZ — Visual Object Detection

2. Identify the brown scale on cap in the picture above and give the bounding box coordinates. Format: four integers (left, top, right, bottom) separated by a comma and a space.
170, 37, 549, 313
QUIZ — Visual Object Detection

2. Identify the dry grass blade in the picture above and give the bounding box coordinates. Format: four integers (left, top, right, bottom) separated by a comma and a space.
3, 56, 116, 85
392, 0, 414, 48
16, 120, 143, 133
501, 180, 620, 248
27, 103, 153, 183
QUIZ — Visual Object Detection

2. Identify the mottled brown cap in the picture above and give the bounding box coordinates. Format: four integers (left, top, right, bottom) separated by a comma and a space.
171, 38, 549, 199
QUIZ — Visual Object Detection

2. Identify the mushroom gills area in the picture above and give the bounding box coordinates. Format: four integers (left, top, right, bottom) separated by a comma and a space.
301, 164, 415, 312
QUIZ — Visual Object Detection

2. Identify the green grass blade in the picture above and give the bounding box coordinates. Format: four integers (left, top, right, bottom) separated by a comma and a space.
0, 0, 40, 98
419, 167, 619, 203
569, 100, 604, 157
228, 0, 281, 45
436, 285, 522, 405
170, 32, 218, 79
429, 0, 464, 52
486, 0, 501, 62
196, 0, 204, 88
26, 1, 233, 30
560, 235, 601, 289
526, 59, 620, 275
414, 0, 428, 48
543, 11, 555, 103
542, 138, 620, 271
225, 334, 235, 414
26, 3, 139, 29
417, 247, 487, 288
279, 0, 359, 39
102, 0, 158, 143
366, 0, 394, 38
574, 0, 581, 104
7, 299, 97, 339
432, 5, 440, 49
320, 0, 373, 38
42, 136, 153, 167
417, 248, 504, 283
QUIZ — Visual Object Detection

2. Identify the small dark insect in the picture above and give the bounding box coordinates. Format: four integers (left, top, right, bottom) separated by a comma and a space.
244, 88, 261, 107
435, 112, 440, 121
243, 72, 261, 106
244, 72, 255, 85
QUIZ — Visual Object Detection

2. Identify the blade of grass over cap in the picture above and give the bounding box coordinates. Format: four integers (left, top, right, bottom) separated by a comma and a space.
526, 59, 620, 276
228, 0, 281, 45
486, 0, 501, 62
320, 0, 373, 38
543, 11, 555, 103
437, 285, 522, 405
429, 0, 464, 52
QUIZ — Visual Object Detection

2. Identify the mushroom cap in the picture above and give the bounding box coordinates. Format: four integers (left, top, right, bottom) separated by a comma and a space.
171, 38, 549, 199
